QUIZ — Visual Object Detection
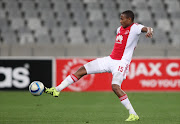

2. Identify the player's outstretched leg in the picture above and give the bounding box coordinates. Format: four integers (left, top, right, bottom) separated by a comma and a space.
44, 66, 87, 97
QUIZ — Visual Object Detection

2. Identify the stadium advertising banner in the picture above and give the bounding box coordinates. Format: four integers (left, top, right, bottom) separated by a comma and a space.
124, 58, 180, 91
56, 58, 180, 92
0, 58, 53, 90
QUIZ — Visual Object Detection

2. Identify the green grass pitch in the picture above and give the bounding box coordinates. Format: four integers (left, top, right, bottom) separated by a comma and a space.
0, 91, 180, 124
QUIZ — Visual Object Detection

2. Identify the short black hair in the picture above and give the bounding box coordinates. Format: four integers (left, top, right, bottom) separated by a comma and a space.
121, 10, 134, 22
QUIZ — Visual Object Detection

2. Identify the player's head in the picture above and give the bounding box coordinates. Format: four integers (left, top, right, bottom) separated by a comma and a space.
120, 10, 134, 28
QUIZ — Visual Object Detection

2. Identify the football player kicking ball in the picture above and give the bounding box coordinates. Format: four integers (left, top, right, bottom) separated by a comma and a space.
44, 10, 153, 121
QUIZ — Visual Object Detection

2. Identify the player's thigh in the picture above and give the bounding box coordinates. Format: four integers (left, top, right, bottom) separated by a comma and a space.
84, 57, 110, 74
111, 62, 128, 86
112, 72, 124, 86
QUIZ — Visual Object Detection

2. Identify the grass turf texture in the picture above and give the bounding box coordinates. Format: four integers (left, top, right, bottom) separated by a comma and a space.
0, 91, 180, 124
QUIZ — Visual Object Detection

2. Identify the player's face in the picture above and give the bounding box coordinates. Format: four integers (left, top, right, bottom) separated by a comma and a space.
120, 14, 132, 28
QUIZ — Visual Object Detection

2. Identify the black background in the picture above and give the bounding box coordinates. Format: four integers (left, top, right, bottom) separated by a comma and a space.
0, 59, 53, 90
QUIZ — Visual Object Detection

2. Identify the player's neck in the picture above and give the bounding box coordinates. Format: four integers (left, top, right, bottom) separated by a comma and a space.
123, 22, 134, 29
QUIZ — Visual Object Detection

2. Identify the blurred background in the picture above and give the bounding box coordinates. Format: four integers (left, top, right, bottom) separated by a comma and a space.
0, 1, 180, 123
0, 0, 179, 57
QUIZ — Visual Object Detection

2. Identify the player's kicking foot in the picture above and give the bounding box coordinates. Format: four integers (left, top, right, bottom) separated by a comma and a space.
44, 87, 60, 97
125, 114, 139, 121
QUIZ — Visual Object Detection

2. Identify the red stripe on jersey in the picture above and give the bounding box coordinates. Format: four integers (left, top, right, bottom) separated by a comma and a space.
110, 23, 134, 60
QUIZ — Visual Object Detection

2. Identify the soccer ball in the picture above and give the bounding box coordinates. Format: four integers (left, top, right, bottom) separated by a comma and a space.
29, 81, 44, 96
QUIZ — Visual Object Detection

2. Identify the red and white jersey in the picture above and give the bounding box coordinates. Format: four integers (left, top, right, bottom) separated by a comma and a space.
110, 23, 144, 63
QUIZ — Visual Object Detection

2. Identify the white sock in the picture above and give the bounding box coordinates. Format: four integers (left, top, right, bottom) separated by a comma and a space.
120, 94, 137, 115
56, 74, 78, 92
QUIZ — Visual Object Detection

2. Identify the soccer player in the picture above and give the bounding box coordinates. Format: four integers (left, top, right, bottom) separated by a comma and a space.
45, 10, 153, 121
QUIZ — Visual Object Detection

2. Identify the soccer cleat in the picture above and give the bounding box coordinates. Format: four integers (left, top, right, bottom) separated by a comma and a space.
44, 87, 60, 97
125, 114, 139, 121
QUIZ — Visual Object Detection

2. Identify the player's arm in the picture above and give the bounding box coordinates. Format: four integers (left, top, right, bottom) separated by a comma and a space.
141, 27, 153, 38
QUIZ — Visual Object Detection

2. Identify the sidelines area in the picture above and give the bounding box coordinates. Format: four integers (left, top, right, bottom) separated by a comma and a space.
0, 57, 180, 92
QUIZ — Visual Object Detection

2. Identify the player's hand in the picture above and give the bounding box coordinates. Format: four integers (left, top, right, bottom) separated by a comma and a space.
145, 27, 153, 38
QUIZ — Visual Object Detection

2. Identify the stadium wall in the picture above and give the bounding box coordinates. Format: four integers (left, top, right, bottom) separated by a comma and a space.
0, 57, 180, 92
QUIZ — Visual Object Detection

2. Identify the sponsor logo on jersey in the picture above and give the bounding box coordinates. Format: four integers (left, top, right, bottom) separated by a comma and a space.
115, 35, 123, 44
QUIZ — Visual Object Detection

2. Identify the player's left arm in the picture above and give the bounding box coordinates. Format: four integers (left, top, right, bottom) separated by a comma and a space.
141, 27, 153, 38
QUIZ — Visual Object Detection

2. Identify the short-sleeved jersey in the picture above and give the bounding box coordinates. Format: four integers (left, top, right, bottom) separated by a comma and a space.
110, 23, 144, 63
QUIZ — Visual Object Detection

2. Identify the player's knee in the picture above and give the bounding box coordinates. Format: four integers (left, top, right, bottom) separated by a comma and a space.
74, 66, 87, 78
79, 66, 87, 76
